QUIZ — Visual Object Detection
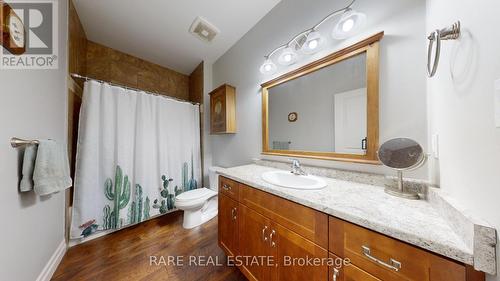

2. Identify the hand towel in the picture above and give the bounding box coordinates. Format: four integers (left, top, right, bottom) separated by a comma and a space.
33, 140, 73, 196
20, 144, 38, 192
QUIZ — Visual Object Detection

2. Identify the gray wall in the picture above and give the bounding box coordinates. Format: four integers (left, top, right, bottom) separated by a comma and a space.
426, 1, 500, 280
211, 0, 427, 177
0, 0, 68, 280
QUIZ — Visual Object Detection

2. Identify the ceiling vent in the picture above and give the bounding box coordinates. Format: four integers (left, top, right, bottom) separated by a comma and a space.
189, 16, 220, 43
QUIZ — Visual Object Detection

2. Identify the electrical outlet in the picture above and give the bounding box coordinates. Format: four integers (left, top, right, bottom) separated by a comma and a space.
431, 134, 439, 159
495, 79, 500, 128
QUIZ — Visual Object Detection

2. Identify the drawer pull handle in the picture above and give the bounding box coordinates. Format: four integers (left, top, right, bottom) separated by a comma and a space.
333, 268, 340, 281
262, 226, 268, 242
269, 230, 276, 247
222, 184, 231, 191
362, 245, 401, 272
231, 208, 237, 220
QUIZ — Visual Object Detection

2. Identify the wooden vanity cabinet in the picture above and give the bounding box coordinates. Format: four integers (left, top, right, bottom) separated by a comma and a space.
271, 221, 328, 281
329, 253, 381, 281
218, 193, 239, 256
217, 176, 485, 281
239, 183, 328, 248
219, 176, 239, 200
236, 200, 328, 281
329, 217, 484, 281
238, 205, 274, 280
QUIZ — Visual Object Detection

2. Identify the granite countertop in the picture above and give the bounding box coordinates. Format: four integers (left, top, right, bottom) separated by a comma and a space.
218, 164, 474, 265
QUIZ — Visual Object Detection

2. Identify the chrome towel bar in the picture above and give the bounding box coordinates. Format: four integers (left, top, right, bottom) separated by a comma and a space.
10, 137, 40, 148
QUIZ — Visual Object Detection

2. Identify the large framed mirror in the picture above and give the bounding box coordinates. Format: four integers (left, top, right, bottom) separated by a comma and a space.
261, 32, 383, 164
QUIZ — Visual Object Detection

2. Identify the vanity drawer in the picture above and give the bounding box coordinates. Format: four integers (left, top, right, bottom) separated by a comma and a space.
329, 217, 468, 281
239, 183, 328, 248
219, 176, 239, 200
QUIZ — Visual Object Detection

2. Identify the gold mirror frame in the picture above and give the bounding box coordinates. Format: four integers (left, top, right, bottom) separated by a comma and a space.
261, 32, 383, 164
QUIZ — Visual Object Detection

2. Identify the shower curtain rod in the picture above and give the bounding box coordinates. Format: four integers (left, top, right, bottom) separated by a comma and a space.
70, 73, 200, 106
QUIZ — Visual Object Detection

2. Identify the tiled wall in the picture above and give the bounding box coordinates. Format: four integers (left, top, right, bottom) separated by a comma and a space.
69, 0, 191, 101
86, 41, 190, 100
68, 0, 87, 87
189, 62, 204, 104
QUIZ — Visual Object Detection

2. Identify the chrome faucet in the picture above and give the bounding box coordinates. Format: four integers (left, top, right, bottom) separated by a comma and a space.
290, 159, 307, 176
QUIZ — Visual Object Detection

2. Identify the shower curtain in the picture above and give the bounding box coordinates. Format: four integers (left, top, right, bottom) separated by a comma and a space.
70, 81, 201, 239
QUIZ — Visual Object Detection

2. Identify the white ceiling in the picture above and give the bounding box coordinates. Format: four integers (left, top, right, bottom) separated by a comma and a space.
73, 0, 281, 74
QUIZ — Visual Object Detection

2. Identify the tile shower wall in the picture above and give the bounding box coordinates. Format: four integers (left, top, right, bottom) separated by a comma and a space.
70, 1, 191, 100
86, 41, 190, 100
68, 0, 87, 87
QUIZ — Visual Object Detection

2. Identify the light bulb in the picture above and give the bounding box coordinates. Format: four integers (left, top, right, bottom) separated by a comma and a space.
332, 9, 366, 40
259, 58, 277, 74
308, 39, 318, 50
301, 31, 324, 54
278, 47, 298, 65
342, 19, 354, 32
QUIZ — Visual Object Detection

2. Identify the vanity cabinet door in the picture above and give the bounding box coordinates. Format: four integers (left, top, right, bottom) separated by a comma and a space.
239, 183, 328, 248
343, 264, 382, 281
328, 253, 381, 281
270, 222, 328, 281
239, 205, 274, 281
218, 193, 239, 256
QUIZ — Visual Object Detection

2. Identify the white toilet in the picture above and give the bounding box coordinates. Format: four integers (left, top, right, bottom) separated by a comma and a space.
175, 167, 220, 229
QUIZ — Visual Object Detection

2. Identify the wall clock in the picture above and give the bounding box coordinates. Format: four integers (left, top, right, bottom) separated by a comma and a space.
288, 112, 298, 122
1, 1, 26, 55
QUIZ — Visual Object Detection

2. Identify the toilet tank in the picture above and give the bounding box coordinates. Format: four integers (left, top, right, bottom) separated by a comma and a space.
208, 167, 222, 191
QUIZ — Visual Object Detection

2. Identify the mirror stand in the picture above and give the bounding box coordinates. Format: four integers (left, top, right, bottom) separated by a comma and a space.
384, 170, 420, 200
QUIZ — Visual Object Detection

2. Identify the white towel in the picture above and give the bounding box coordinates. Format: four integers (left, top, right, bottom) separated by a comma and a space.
20, 144, 38, 192
33, 140, 72, 196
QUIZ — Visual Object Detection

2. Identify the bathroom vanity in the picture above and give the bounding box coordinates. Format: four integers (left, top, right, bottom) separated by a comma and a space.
217, 164, 489, 281
236, 29, 495, 281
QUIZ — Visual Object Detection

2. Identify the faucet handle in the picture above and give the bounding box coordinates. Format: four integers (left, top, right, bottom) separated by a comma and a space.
289, 159, 300, 167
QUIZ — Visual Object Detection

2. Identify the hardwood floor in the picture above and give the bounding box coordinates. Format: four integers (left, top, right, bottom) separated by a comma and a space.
53, 211, 247, 281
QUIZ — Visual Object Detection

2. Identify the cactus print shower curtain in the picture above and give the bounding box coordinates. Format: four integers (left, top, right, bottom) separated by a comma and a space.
70, 80, 201, 239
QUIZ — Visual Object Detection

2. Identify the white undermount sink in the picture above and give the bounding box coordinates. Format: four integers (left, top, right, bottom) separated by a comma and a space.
261, 170, 327, 190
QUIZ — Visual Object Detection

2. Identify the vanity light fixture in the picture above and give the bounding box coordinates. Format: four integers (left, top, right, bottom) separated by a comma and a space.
259, 0, 366, 74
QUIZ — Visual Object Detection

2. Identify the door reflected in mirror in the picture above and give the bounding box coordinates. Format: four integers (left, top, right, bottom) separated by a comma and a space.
268, 53, 367, 155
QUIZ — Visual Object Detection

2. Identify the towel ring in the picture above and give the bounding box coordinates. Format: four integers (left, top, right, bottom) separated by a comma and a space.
10, 137, 39, 148
427, 30, 441, 77
427, 21, 461, 78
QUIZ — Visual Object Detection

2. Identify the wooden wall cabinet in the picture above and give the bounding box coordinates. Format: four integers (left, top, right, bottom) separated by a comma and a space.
209, 84, 236, 134
218, 176, 485, 281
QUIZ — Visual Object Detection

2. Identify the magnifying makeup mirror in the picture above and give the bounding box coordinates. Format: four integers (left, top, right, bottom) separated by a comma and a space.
378, 138, 426, 200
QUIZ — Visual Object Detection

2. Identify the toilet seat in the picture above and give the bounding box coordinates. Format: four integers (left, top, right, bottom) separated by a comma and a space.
176, 188, 217, 202
175, 187, 218, 212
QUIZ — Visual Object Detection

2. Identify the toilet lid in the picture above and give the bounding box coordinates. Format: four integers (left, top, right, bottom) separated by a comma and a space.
176, 188, 216, 201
